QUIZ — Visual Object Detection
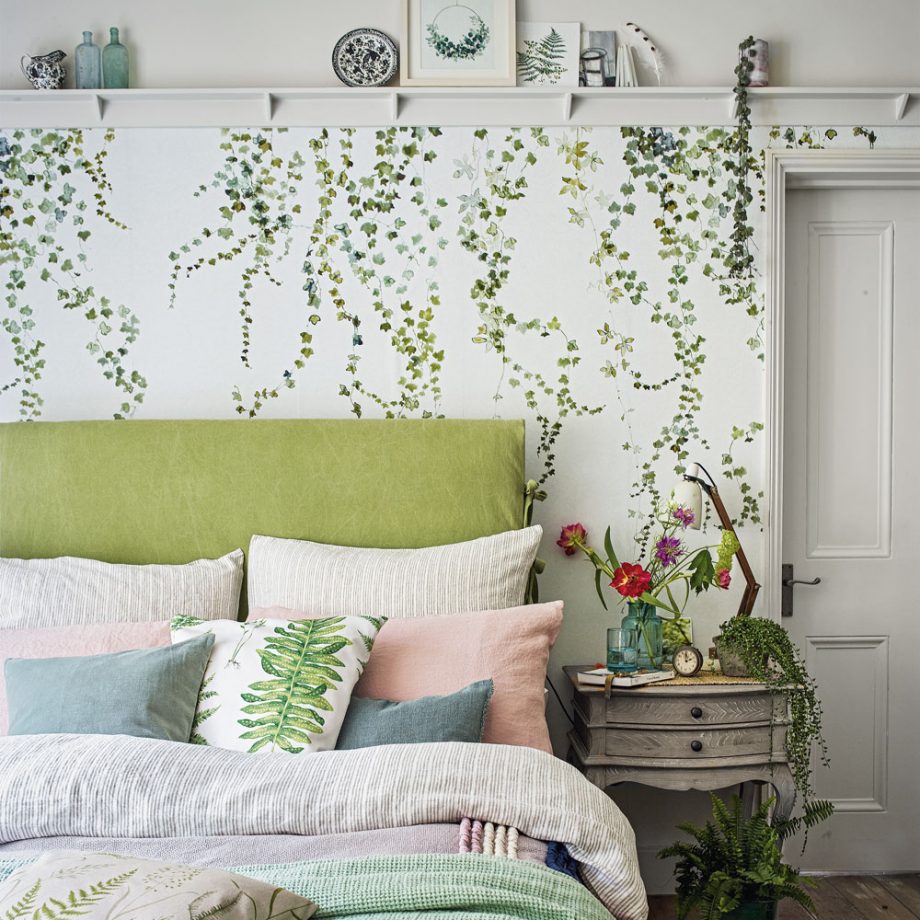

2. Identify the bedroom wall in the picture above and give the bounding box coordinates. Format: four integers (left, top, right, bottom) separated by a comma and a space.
4, 0, 920, 894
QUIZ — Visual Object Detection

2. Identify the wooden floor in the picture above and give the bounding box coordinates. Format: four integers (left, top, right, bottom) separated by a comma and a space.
648, 875, 920, 919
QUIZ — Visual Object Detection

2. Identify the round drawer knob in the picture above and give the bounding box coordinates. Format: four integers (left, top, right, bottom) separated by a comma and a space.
690, 706, 703, 720
690, 740, 703, 752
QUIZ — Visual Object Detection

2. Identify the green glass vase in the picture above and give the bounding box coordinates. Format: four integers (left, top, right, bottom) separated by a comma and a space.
620, 600, 664, 669
102, 27, 129, 88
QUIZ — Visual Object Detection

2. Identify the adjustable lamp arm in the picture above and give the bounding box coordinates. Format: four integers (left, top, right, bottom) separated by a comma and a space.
684, 463, 761, 618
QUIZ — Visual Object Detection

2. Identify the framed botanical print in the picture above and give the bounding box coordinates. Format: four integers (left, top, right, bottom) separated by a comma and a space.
401, 0, 517, 86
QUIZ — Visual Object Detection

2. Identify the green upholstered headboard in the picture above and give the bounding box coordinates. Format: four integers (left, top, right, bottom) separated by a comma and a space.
0, 419, 526, 565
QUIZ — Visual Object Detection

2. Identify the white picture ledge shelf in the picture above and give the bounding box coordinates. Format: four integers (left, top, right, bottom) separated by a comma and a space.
0, 86, 917, 129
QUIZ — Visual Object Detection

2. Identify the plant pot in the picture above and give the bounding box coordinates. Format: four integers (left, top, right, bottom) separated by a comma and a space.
714, 635, 750, 677
725, 899, 778, 920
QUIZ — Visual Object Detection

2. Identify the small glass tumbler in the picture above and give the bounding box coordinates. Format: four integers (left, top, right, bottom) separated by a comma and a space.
607, 627, 638, 673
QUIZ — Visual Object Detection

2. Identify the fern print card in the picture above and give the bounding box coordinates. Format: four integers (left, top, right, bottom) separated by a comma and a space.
170, 615, 383, 754
516, 22, 580, 86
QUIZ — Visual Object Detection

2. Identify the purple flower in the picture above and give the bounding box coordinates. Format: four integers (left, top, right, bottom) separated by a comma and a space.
673, 506, 696, 529
655, 535, 683, 567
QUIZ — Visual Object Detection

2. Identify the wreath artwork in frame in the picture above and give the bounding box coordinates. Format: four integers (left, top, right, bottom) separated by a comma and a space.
401, 0, 516, 86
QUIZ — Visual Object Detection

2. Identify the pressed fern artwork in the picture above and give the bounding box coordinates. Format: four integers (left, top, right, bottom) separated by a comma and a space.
170, 616, 382, 754
516, 26, 572, 85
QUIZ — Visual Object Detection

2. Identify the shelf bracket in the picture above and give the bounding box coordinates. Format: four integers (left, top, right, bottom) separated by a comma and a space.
561, 92, 573, 122
390, 91, 400, 123
93, 93, 105, 123
894, 92, 909, 121
262, 92, 275, 124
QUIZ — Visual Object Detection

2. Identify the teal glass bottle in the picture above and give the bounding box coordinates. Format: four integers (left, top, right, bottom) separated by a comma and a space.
102, 27, 129, 88
620, 600, 664, 669
75, 32, 101, 89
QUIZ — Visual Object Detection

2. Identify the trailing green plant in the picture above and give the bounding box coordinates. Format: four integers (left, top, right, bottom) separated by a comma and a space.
660, 794, 817, 919
718, 615, 832, 827
727, 37, 756, 280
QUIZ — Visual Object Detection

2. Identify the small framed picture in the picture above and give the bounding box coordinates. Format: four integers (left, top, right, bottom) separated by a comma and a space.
516, 22, 581, 87
401, 0, 517, 86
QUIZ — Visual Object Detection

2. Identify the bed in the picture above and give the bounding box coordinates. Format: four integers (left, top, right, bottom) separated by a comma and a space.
0, 419, 647, 920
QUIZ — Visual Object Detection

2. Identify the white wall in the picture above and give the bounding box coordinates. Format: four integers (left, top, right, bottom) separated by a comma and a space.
3, 0, 919, 90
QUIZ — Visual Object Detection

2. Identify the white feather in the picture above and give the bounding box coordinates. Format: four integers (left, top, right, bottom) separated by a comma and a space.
622, 21, 664, 85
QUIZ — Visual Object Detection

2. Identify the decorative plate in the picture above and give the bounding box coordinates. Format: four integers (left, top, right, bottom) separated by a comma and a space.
332, 28, 399, 88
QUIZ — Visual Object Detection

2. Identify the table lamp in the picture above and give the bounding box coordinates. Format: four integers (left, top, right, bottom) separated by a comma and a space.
672, 462, 760, 617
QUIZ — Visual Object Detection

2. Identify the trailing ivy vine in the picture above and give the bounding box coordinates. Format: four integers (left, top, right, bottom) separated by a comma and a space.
457, 127, 603, 482
0, 128, 145, 419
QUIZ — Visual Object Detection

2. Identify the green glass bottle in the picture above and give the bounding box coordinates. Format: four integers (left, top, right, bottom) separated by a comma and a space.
75, 31, 101, 89
102, 27, 129, 88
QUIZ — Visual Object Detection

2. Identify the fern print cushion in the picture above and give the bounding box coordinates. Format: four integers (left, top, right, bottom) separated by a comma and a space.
170, 615, 383, 754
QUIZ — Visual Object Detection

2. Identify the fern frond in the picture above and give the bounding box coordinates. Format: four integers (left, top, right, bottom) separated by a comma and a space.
237, 618, 353, 753
4, 879, 40, 920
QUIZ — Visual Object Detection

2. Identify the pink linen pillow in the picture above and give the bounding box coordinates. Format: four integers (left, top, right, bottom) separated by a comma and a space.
251, 601, 564, 753
0, 621, 170, 734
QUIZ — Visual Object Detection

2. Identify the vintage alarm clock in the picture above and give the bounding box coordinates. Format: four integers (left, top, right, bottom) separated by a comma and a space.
672, 644, 704, 677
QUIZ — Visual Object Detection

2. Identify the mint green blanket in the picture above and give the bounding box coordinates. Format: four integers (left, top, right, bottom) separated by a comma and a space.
0, 854, 613, 920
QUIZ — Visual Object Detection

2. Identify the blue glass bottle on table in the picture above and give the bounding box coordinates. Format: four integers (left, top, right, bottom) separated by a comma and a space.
620, 600, 664, 669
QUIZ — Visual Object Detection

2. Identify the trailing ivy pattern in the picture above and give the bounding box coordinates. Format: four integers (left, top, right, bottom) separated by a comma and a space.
0, 128, 145, 419
0, 122, 896, 553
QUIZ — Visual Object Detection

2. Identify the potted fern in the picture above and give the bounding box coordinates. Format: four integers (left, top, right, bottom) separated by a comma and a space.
659, 794, 820, 920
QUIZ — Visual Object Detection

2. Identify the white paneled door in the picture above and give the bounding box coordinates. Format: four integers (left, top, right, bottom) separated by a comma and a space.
783, 187, 920, 871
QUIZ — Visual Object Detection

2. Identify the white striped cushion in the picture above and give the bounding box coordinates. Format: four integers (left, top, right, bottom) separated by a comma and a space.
0, 551, 243, 628
248, 527, 542, 618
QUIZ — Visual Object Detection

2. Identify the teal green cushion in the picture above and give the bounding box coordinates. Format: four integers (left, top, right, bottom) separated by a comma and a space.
335, 680, 494, 750
4, 633, 214, 741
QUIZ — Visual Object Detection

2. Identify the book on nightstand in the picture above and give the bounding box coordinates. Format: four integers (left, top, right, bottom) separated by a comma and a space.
577, 667, 674, 688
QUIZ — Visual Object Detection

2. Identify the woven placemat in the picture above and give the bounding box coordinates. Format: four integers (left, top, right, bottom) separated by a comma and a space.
656, 672, 762, 686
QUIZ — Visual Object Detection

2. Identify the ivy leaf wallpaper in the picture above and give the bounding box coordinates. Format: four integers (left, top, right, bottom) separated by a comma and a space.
0, 121, 912, 690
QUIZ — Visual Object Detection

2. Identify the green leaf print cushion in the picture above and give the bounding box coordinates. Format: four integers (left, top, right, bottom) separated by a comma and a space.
171, 616, 384, 753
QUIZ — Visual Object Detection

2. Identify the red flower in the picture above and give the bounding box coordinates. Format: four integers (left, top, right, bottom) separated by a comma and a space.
557, 523, 588, 556
610, 562, 652, 599
717, 568, 732, 589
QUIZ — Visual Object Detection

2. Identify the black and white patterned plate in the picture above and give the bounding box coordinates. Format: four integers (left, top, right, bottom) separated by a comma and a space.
332, 28, 399, 87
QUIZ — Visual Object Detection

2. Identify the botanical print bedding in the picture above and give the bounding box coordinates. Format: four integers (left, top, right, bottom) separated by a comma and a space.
0, 853, 615, 920
0, 851, 317, 920
0, 733, 648, 920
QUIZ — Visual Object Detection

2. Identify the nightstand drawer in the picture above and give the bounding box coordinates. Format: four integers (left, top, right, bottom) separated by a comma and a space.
574, 689, 780, 727
603, 725, 775, 759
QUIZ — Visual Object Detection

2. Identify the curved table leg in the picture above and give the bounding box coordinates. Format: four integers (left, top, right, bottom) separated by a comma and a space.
763, 764, 797, 824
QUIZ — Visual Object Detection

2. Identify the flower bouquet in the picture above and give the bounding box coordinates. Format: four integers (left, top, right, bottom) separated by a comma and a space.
558, 504, 740, 667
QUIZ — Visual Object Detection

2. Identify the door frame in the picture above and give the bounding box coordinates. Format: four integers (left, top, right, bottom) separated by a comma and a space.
763, 149, 920, 619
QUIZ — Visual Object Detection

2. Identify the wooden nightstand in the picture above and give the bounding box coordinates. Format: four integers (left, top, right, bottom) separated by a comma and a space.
563, 666, 796, 820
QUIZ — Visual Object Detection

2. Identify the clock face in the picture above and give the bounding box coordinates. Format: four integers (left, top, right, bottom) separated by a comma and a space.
672, 644, 704, 677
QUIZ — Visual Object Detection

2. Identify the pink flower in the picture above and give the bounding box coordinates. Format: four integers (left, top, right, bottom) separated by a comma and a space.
717, 568, 732, 589
557, 523, 588, 556
673, 506, 696, 528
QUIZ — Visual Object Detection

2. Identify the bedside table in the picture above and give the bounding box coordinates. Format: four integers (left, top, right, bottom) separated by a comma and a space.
563, 666, 796, 820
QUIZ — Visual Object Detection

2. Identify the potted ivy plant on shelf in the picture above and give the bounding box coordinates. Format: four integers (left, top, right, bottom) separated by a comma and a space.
659, 794, 822, 920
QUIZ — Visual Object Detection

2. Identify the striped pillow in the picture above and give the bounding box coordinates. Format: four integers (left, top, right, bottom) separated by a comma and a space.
247, 527, 542, 618
0, 551, 244, 628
